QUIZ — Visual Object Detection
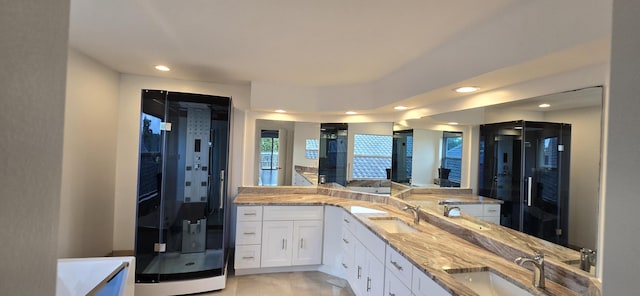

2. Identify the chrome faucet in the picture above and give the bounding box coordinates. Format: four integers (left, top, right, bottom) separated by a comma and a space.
402, 205, 421, 225
580, 248, 596, 272
514, 250, 546, 289
443, 205, 461, 217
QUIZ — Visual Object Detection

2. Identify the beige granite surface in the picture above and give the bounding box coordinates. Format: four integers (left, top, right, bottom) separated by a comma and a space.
234, 190, 591, 296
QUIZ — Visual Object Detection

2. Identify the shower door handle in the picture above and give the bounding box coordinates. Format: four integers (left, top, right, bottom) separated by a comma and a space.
527, 177, 532, 207
219, 170, 225, 209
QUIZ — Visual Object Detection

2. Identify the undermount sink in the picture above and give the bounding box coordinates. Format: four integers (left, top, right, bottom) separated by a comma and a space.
449, 270, 534, 296
350, 206, 387, 214
454, 218, 492, 231
368, 217, 419, 233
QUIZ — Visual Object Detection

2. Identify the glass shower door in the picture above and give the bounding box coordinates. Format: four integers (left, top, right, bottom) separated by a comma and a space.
521, 121, 571, 245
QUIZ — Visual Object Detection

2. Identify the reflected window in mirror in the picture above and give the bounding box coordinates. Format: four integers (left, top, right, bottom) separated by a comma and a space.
305, 139, 319, 159
440, 131, 462, 187
352, 134, 393, 179
259, 130, 280, 186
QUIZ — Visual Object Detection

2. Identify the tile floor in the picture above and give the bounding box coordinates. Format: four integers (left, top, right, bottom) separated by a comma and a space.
195, 271, 355, 296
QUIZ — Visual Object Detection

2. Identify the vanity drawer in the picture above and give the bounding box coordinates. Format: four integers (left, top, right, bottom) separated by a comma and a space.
236, 221, 262, 245
385, 245, 413, 288
412, 266, 451, 296
341, 211, 357, 233
237, 206, 263, 221
263, 206, 323, 221
457, 204, 483, 217
483, 204, 501, 217
235, 245, 261, 269
384, 269, 411, 296
341, 226, 356, 257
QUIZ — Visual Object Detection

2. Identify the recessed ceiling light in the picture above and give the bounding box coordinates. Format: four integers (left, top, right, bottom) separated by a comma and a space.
345, 111, 357, 115
454, 86, 479, 93
448, 122, 459, 125
155, 65, 170, 71
274, 109, 286, 113
538, 103, 551, 108
394, 106, 408, 110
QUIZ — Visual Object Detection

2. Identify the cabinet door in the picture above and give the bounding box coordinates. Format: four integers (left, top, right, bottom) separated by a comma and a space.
292, 220, 323, 265
366, 253, 385, 296
353, 241, 367, 296
261, 221, 293, 267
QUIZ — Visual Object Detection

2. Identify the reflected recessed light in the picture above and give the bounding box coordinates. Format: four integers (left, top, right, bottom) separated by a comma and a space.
538, 103, 551, 108
394, 106, 408, 110
345, 111, 357, 115
448, 122, 459, 125
514, 126, 523, 130
275, 109, 286, 113
155, 65, 170, 71
454, 86, 479, 93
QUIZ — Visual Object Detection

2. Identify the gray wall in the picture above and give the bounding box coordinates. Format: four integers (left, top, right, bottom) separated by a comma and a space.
58, 49, 120, 258
601, 0, 640, 294
0, 0, 70, 294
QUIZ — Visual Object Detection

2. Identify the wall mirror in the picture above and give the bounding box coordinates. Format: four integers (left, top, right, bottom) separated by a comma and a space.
415, 86, 603, 274
391, 127, 463, 188
255, 119, 393, 194
254, 119, 321, 187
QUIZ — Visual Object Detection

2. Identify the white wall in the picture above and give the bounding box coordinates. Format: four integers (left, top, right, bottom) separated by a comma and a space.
112, 74, 250, 251
411, 129, 442, 186
59, 49, 120, 258
0, 0, 69, 294
292, 121, 321, 171
601, 0, 640, 293
545, 106, 602, 250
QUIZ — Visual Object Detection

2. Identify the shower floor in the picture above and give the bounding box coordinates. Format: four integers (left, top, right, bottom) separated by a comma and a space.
142, 249, 224, 274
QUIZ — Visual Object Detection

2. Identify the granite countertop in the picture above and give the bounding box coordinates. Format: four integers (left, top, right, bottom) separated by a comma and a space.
404, 193, 504, 204
234, 193, 580, 296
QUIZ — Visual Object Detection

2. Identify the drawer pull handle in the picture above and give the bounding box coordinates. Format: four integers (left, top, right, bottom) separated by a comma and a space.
342, 238, 350, 244
282, 239, 286, 250
342, 263, 348, 269
366, 277, 371, 292
357, 266, 362, 279
391, 260, 404, 271
389, 293, 396, 296
244, 212, 257, 216
242, 256, 254, 260
300, 238, 304, 249
243, 232, 256, 235
343, 218, 350, 223
487, 209, 497, 212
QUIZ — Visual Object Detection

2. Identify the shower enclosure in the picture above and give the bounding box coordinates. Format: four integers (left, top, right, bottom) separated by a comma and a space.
135, 90, 231, 295
318, 123, 348, 186
478, 120, 571, 246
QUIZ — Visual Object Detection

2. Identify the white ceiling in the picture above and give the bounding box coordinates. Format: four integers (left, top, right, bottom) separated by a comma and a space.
68, 0, 611, 116
69, 0, 516, 86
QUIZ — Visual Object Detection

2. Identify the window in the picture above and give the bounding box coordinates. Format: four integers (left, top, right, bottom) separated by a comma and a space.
441, 131, 463, 184
352, 134, 392, 179
305, 138, 319, 159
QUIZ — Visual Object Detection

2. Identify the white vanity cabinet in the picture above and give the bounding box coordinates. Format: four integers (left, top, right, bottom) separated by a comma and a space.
261, 206, 324, 268
456, 203, 501, 224
412, 266, 451, 296
235, 205, 324, 271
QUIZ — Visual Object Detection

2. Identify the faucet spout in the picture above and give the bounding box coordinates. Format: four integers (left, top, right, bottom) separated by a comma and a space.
514, 250, 545, 289
402, 205, 421, 225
